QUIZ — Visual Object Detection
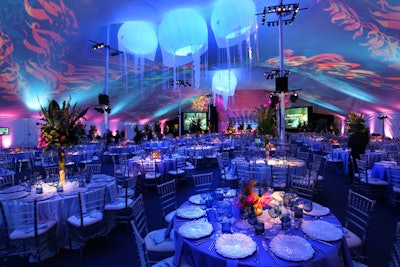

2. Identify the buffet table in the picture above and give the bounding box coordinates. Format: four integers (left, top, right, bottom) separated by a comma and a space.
172, 191, 352, 267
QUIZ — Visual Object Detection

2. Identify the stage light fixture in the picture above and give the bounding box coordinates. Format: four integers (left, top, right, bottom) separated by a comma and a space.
94, 107, 104, 113
269, 93, 279, 105
104, 106, 111, 114
92, 43, 105, 50
290, 91, 298, 102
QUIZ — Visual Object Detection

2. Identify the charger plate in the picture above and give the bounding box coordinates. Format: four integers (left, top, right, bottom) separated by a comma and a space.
176, 205, 206, 219
270, 234, 314, 261
215, 233, 257, 259
304, 203, 330, 217
302, 220, 343, 241
178, 220, 213, 239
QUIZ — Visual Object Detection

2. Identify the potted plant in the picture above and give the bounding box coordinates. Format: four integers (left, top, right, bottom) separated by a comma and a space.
39, 98, 89, 184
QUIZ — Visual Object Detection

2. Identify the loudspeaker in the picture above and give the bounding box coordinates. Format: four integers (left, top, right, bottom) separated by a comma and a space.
98, 94, 109, 105
275, 77, 288, 93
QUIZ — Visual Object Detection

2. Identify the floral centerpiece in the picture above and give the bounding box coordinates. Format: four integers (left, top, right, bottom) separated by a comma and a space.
39, 98, 88, 185
256, 104, 277, 137
151, 150, 161, 159
235, 181, 273, 216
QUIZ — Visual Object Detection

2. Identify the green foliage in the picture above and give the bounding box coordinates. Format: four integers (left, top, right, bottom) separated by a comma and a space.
39, 98, 89, 152
347, 112, 367, 133
256, 105, 277, 136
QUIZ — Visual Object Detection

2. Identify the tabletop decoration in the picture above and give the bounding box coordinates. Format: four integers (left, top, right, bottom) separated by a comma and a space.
151, 150, 161, 159
39, 98, 89, 185
235, 181, 273, 217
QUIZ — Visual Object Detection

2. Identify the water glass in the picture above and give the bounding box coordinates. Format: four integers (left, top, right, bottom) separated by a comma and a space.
280, 213, 291, 231
255, 221, 265, 235
206, 209, 216, 223
222, 221, 231, 233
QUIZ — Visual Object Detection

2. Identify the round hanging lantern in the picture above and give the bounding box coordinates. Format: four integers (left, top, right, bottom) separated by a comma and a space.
211, 0, 257, 48
117, 21, 158, 61
212, 70, 237, 109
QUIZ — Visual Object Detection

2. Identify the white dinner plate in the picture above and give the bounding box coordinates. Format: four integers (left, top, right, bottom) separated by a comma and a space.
302, 220, 343, 241
304, 203, 330, 217
215, 233, 257, 259
178, 220, 213, 239
270, 234, 314, 261
176, 205, 206, 219
188, 194, 204, 205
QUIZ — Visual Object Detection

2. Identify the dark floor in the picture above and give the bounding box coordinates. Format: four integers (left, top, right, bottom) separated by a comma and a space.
6, 158, 399, 267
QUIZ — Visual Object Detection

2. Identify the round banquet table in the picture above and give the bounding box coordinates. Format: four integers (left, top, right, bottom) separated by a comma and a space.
231, 157, 306, 186
172, 193, 352, 267
0, 174, 117, 250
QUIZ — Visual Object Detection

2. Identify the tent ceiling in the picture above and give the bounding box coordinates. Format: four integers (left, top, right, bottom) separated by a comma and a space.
0, 0, 399, 123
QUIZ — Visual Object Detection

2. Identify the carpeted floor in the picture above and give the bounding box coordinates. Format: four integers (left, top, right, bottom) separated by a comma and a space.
6, 158, 398, 267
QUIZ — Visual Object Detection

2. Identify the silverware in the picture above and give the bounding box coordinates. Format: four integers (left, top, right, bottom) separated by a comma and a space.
305, 236, 333, 247
195, 234, 215, 246
208, 237, 217, 251
310, 243, 325, 254
262, 240, 279, 264
254, 245, 260, 264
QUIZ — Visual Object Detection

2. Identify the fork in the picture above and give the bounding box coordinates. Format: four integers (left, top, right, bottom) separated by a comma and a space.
195, 234, 215, 246
208, 237, 217, 251
261, 240, 279, 264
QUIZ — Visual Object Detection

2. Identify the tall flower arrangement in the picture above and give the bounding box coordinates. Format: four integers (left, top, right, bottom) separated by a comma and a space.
39, 98, 89, 184
256, 104, 277, 137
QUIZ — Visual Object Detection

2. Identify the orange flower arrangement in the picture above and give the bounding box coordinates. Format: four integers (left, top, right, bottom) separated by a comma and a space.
152, 151, 161, 159
236, 181, 273, 215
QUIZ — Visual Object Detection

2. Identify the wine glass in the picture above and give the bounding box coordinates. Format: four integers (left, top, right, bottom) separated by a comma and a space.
303, 200, 313, 212
268, 204, 281, 219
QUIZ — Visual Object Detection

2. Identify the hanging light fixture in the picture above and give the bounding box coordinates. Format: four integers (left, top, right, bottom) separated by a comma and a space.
290, 91, 298, 102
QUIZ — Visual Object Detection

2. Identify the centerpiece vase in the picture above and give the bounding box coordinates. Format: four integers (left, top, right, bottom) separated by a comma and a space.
58, 147, 66, 185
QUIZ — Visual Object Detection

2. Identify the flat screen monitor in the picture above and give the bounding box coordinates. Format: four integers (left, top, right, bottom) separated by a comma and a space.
0, 127, 9, 135
183, 113, 207, 132
285, 107, 311, 130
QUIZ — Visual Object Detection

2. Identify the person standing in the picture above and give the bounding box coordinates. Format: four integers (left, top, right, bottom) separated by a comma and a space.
348, 124, 369, 181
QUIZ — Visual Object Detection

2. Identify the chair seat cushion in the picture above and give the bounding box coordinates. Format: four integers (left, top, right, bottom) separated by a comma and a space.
343, 227, 362, 248
105, 198, 133, 210
67, 210, 103, 227
145, 228, 175, 252
222, 173, 237, 181
145, 172, 161, 179
360, 178, 389, 185
168, 169, 185, 176
10, 220, 57, 240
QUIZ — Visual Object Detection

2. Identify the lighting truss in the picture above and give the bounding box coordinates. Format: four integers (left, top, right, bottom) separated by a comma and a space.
170, 79, 191, 87
256, 2, 307, 26
263, 69, 290, 79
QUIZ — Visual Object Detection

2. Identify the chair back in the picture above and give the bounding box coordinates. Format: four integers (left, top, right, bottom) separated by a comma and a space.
291, 174, 314, 200
157, 179, 177, 223
236, 161, 249, 180
355, 159, 369, 183
390, 167, 400, 204
44, 165, 59, 178
114, 164, 129, 184
0, 173, 14, 189
192, 172, 213, 194
77, 187, 106, 227
85, 163, 102, 174
345, 189, 375, 246
132, 194, 148, 238
131, 220, 150, 267
270, 165, 288, 189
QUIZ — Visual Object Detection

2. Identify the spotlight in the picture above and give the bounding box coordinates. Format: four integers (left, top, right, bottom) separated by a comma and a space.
104, 106, 111, 114
378, 115, 388, 120
269, 93, 279, 105
290, 92, 298, 103
92, 43, 105, 50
